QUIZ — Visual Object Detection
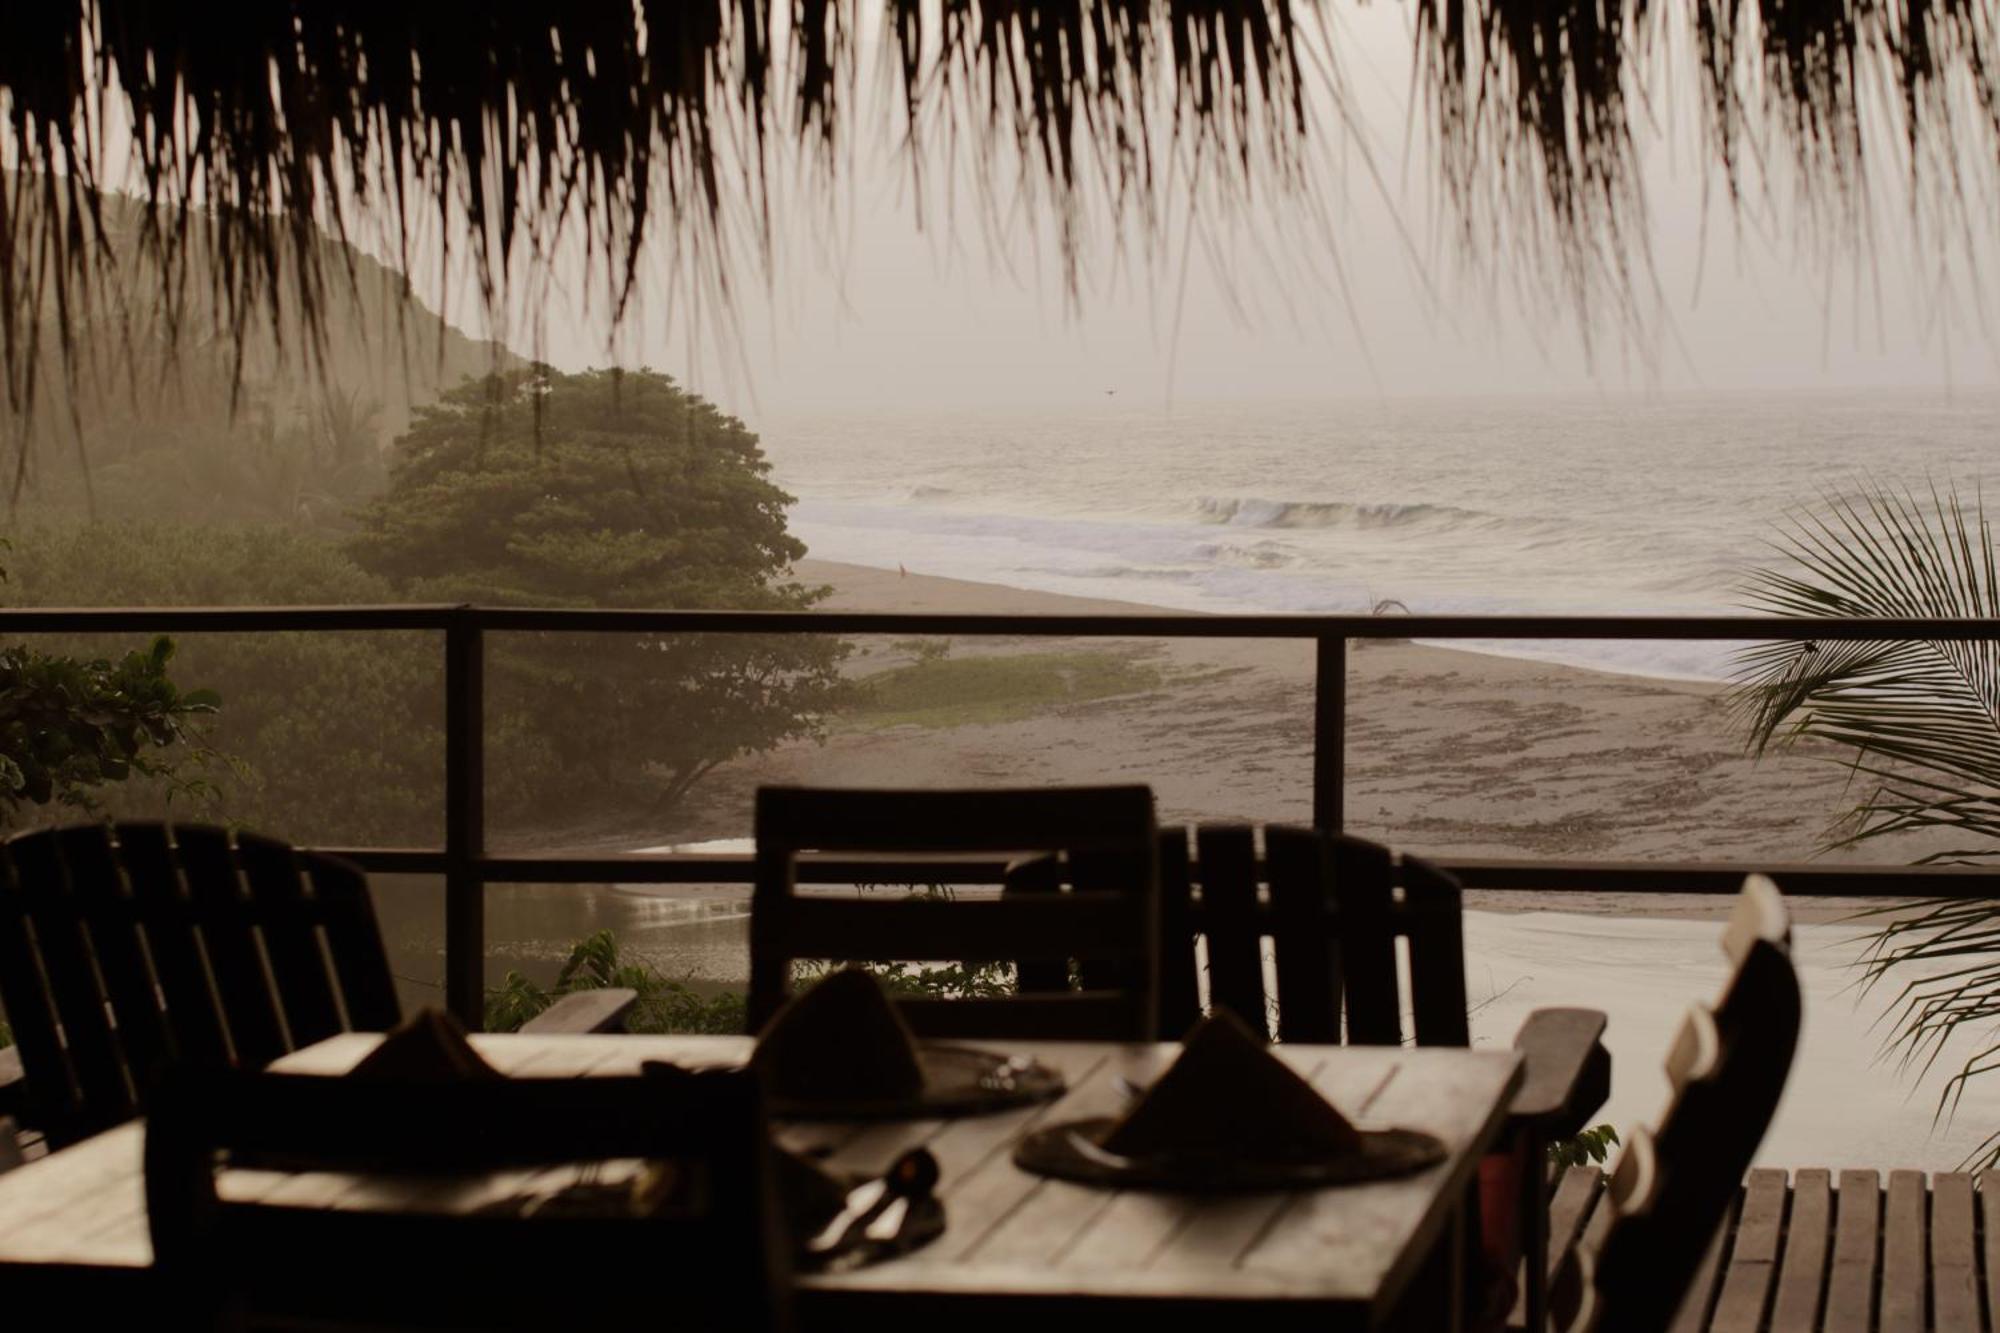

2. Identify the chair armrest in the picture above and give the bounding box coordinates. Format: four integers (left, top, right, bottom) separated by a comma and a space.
0, 1050, 27, 1172
0, 1117, 22, 1176
0, 1046, 23, 1120
519, 988, 639, 1035
1505, 1007, 1611, 1139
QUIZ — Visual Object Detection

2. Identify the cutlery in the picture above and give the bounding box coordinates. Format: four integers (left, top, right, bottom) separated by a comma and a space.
806, 1177, 889, 1256
863, 1197, 911, 1243
861, 1147, 942, 1242
807, 1148, 942, 1260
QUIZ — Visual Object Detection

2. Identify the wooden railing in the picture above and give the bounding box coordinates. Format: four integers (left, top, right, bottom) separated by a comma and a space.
10, 604, 1999, 1025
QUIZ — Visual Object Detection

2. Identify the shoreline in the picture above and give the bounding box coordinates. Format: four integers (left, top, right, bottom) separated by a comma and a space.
481, 557, 1984, 1168
799, 556, 1736, 687
800, 556, 1731, 684
622, 557, 1935, 922
491, 556, 1931, 927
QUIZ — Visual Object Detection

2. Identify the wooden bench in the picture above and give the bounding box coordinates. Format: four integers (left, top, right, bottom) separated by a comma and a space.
1536, 1163, 1997, 1331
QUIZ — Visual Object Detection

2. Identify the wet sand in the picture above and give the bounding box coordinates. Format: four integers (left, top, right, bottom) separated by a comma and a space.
663, 558, 1928, 921
446, 559, 1987, 1168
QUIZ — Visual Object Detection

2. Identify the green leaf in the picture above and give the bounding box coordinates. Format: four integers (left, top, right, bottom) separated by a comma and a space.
1734, 480, 2000, 1165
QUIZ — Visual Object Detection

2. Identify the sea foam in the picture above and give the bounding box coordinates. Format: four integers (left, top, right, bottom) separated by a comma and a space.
763, 392, 2000, 684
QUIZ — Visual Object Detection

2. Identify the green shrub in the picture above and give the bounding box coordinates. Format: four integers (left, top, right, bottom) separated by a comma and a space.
485, 929, 746, 1035
1548, 1123, 1621, 1170
848, 650, 1162, 730
0, 635, 220, 823
487, 927, 1018, 1037
3, 522, 441, 844
0, 369, 847, 845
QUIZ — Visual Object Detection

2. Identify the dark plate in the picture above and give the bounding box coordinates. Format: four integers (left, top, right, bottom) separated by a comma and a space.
1013, 1116, 1447, 1192
770, 1046, 1065, 1120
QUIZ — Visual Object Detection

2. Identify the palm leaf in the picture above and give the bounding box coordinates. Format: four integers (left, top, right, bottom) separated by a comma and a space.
1734, 481, 2000, 849
1736, 479, 2000, 1164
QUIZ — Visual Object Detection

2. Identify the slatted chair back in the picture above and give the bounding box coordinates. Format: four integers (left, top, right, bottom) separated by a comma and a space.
1716, 870, 1789, 1026
1557, 876, 1801, 1333
145, 1066, 790, 1332
750, 785, 1160, 1040
0, 822, 399, 1147
1140, 823, 1467, 1044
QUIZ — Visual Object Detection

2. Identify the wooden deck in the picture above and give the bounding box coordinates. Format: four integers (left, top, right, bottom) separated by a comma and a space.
1542, 1165, 1998, 1331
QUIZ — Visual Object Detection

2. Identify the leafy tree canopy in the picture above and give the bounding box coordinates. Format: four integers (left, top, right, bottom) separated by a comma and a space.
350, 367, 814, 612
350, 365, 845, 826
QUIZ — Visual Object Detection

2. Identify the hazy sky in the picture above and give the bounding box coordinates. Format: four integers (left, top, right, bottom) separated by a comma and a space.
435, 6, 2000, 416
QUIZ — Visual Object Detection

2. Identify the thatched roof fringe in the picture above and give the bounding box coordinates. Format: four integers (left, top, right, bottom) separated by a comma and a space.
3, 0, 1998, 432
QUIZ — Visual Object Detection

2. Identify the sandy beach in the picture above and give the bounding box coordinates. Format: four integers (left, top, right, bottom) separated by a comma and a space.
671, 558, 1917, 920
535, 558, 1993, 1169
756, 561, 2000, 1166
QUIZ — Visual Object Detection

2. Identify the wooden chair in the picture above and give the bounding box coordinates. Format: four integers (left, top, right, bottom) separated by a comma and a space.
750, 785, 1160, 1039
145, 1065, 790, 1331
1101, 823, 1611, 1332
1552, 875, 1801, 1333
0, 822, 634, 1150
1490, 880, 2000, 1332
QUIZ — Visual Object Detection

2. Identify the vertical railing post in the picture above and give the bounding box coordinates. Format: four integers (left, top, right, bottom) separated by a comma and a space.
1314, 633, 1346, 832
444, 608, 487, 1028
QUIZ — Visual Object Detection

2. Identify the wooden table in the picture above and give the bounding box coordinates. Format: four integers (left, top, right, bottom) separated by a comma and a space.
0, 1034, 1521, 1331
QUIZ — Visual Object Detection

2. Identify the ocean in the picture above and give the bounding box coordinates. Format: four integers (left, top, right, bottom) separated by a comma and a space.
760, 389, 2000, 681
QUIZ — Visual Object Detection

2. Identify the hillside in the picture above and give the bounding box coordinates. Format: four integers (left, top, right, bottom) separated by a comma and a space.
6, 186, 512, 525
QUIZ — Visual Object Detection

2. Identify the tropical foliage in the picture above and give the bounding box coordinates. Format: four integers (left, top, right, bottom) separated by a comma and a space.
0, 531, 222, 830
486, 930, 747, 1036
485, 929, 1015, 1037
3, 523, 441, 844
350, 365, 849, 824
3, 367, 839, 843
847, 644, 1163, 731
1735, 482, 2000, 1164
1736, 484, 2000, 861
1549, 1124, 1620, 1170
0, 636, 220, 824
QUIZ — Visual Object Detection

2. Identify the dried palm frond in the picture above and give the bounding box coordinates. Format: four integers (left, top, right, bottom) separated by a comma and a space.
2, 1, 1998, 453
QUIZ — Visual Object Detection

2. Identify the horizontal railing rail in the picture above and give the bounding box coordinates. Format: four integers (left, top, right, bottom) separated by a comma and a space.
8, 602, 1997, 1024
8, 603, 2000, 638
322, 848, 2000, 896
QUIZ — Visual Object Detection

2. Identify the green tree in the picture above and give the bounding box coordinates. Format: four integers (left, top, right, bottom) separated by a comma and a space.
349, 366, 847, 825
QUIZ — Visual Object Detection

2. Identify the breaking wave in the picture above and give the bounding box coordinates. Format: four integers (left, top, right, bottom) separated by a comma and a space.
1194, 496, 1496, 530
